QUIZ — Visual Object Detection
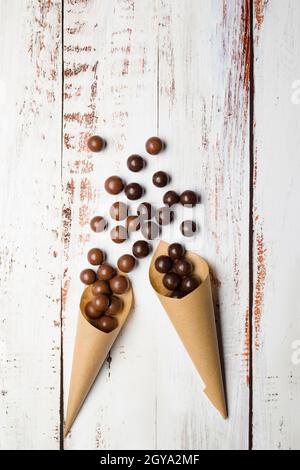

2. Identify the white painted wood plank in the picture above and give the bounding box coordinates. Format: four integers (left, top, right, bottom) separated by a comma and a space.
0, 0, 62, 449
253, 0, 300, 450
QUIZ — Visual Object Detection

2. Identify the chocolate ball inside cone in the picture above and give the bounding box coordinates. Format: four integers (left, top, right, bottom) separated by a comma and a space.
152, 171, 169, 188
181, 275, 200, 294
87, 135, 104, 152
80, 269, 96, 285
127, 155, 145, 172
107, 296, 123, 316
163, 190, 180, 207
155, 255, 173, 274
155, 206, 174, 226
110, 275, 130, 295
97, 315, 118, 333
105, 176, 124, 195
92, 280, 111, 296
141, 221, 160, 240
91, 294, 110, 313
132, 240, 150, 258
110, 225, 128, 244
87, 248, 105, 266
118, 254, 136, 273
180, 220, 197, 237
90, 216, 107, 233
170, 290, 185, 299
110, 202, 128, 221
97, 263, 116, 281
126, 215, 141, 232
145, 136, 163, 155
180, 190, 198, 207
125, 183, 144, 201
163, 272, 182, 291
85, 301, 102, 320
137, 202, 154, 220
173, 258, 193, 277
168, 243, 185, 259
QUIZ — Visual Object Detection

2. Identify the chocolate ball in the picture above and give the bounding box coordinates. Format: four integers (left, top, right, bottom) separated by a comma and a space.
80, 269, 96, 285
141, 221, 160, 240
87, 248, 105, 266
97, 315, 118, 333
127, 155, 145, 172
110, 275, 130, 295
90, 216, 107, 233
125, 183, 144, 200
85, 301, 102, 320
126, 215, 141, 232
107, 296, 123, 316
180, 220, 197, 237
87, 135, 104, 152
155, 255, 173, 274
145, 136, 163, 155
105, 176, 124, 195
170, 290, 185, 299
181, 276, 200, 294
92, 280, 111, 296
155, 206, 174, 226
163, 273, 182, 291
132, 240, 150, 259
163, 190, 180, 207
97, 263, 116, 281
91, 294, 110, 313
152, 171, 169, 188
117, 254, 136, 273
168, 243, 185, 259
173, 258, 193, 277
110, 202, 128, 221
137, 202, 154, 220
110, 225, 128, 244
180, 190, 198, 207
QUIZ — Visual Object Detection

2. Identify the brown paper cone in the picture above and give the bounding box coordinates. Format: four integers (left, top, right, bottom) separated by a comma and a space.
64, 283, 133, 436
149, 241, 227, 419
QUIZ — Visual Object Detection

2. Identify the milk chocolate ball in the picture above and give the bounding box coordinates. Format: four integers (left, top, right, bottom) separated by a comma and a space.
97, 315, 118, 333
170, 290, 185, 299
181, 276, 200, 294
180, 220, 197, 237
87, 248, 105, 266
80, 269, 96, 285
163, 190, 180, 207
117, 254, 136, 273
90, 216, 107, 233
137, 202, 154, 220
125, 183, 144, 200
168, 243, 185, 259
155, 206, 174, 226
85, 301, 102, 319
180, 190, 198, 207
87, 135, 104, 152
110, 202, 128, 221
173, 258, 193, 277
152, 171, 169, 188
97, 263, 116, 281
107, 296, 123, 316
110, 225, 128, 244
110, 275, 130, 295
155, 255, 173, 274
105, 176, 124, 195
132, 240, 150, 258
163, 273, 182, 291
141, 221, 160, 240
126, 215, 141, 232
145, 137, 163, 155
91, 294, 110, 313
127, 155, 145, 172
92, 280, 111, 296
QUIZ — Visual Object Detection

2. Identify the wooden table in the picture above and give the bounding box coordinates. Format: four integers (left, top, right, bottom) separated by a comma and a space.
1, 0, 300, 450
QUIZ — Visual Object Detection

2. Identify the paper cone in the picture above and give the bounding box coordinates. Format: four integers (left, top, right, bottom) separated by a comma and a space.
149, 241, 227, 419
64, 283, 133, 436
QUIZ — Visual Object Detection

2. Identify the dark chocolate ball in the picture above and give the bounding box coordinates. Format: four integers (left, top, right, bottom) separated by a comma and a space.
90, 216, 107, 233
180, 220, 197, 237
110, 202, 128, 221
107, 296, 123, 316
117, 254, 136, 273
163, 190, 180, 207
163, 273, 182, 291
97, 315, 118, 333
170, 290, 185, 299
141, 221, 160, 240
87, 135, 104, 152
80, 269, 96, 285
168, 243, 186, 259
110, 275, 130, 295
181, 276, 200, 294
110, 225, 128, 244
155, 255, 173, 274
92, 280, 111, 296
132, 240, 150, 259
125, 183, 144, 200
91, 294, 110, 313
155, 206, 174, 226
145, 136, 163, 155
105, 176, 124, 195
127, 155, 145, 172
97, 264, 116, 281
87, 248, 105, 266
137, 202, 154, 220
152, 171, 169, 188
126, 215, 141, 232
173, 258, 193, 277
180, 190, 198, 207
85, 301, 102, 319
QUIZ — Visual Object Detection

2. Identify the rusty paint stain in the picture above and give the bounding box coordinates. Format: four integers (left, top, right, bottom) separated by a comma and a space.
66, 22, 85, 35
255, 0, 269, 30
64, 45, 94, 53
241, 0, 251, 91
254, 232, 267, 350
64, 112, 97, 127
69, 159, 94, 174
62, 272, 70, 312
243, 308, 250, 385
80, 178, 94, 202
79, 233, 90, 244
79, 205, 89, 227
64, 63, 89, 77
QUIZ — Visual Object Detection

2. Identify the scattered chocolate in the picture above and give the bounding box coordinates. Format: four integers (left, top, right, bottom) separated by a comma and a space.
152, 171, 169, 188
127, 155, 145, 172
168, 243, 185, 259
137, 202, 154, 220
155, 206, 174, 226
180, 190, 198, 207
118, 254, 136, 273
163, 190, 180, 207
163, 273, 182, 291
87, 135, 104, 152
173, 258, 193, 277
125, 183, 144, 200
91, 294, 110, 313
97, 263, 116, 281
155, 255, 173, 274
145, 136, 163, 155
90, 216, 107, 233
141, 221, 160, 240
170, 290, 185, 299
107, 296, 123, 316
126, 215, 141, 232
180, 220, 197, 237
110, 202, 128, 221
97, 315, 118, 333
132, 240, 150, 258
85, 301, 102, 320
181, 276, 200, 294
105, 176, 124, 195
110, 275, 130, 295
87, 248, 105, 266
80, 269, 96, 285
92, 280, 111, 296
110, 225, 128, 244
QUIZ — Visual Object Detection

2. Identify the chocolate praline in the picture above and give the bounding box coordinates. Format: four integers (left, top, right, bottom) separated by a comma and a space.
80, 269, 96, 285
181, 276, 200, 294
105, 176, 124, 195
91, 294, 110, 313
168, 243, 186, 260
137, 202, 154, 220
97, 264, 116, 281
163, 273, 182, 291
97, 315, 118, 333
170, 290, 185, 299
155, 206, 174, 226
87, 135, 104, 152
110, 225, 128, 244
85, 301, 102, 319
125, 183, 144, 201
110, 275, 130, 295
117, 254, 136, 273
92, 280, 111, 296
132, 240, 150, 259
107, 296, 123, 316
145, 137, 163, 155
163, 191, 180, 207
127, 155, 145, 172
90, 216, 107, 233
180, 220, 197, 237
126, 215, 141, 232
152, 171, 169, 188
155, 255, 173, 274
180, 190, 198, 207
173, 258, 193, 277
87, 248, 105, 266
110, 202, 128, 221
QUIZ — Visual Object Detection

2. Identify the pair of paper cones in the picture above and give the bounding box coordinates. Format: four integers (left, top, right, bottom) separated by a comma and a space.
65, 241, 227, 436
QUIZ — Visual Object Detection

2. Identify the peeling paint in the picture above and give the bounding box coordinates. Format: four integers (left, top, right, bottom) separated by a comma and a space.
254, 232, 267, 350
